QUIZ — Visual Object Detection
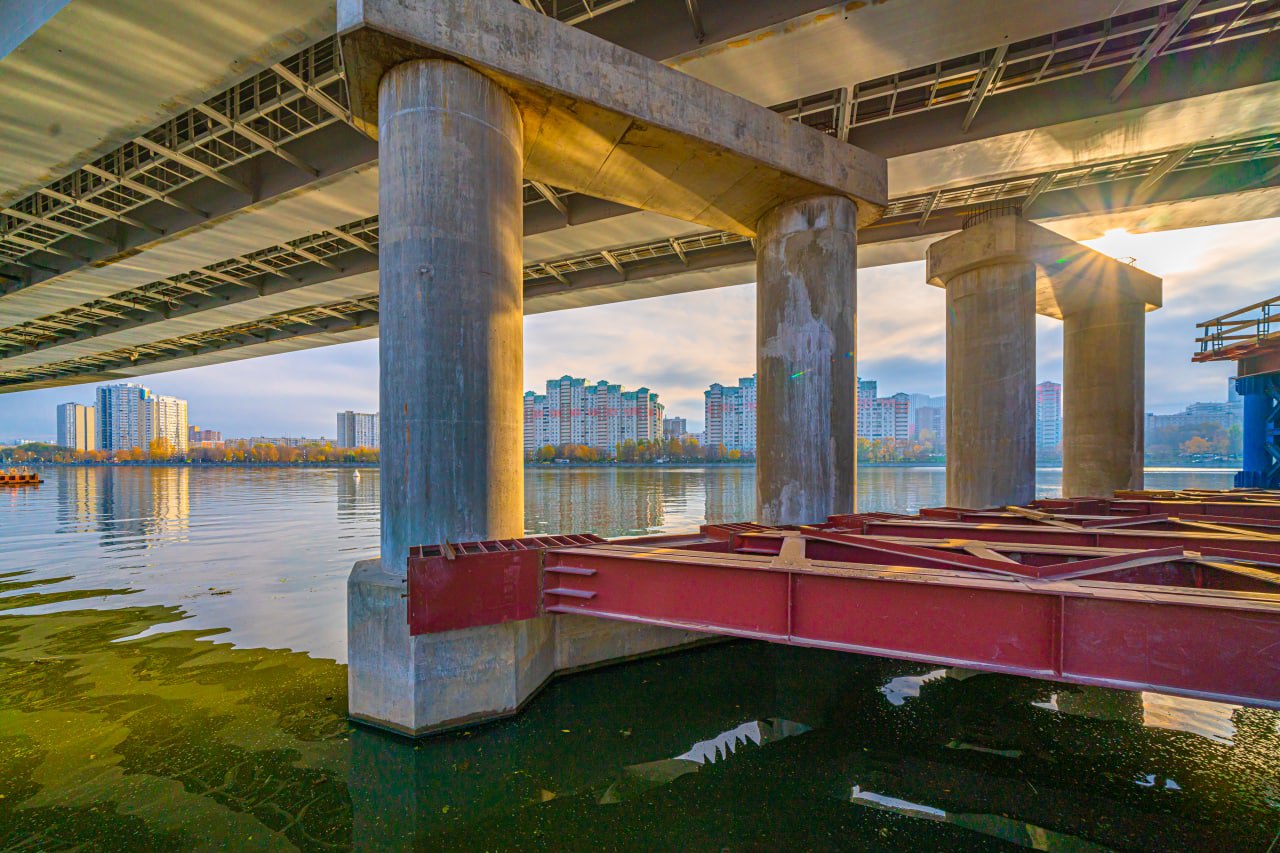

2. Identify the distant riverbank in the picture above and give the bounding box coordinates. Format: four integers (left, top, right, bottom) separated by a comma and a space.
11, 459, 1243, 471
16, 460, 371, 469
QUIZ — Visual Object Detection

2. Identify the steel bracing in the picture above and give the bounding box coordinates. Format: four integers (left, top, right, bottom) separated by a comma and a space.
405, 494, 1280, 709
778, 0, 1280, 136
0, 38, 351, 276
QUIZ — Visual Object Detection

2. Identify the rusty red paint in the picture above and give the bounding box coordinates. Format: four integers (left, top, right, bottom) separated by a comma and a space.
406, 534, 604, 633
405, 493, 1280, 708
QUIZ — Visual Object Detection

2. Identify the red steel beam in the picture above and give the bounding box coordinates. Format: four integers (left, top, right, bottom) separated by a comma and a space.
843, 518, 1280, 555
540, 542, 1280, 709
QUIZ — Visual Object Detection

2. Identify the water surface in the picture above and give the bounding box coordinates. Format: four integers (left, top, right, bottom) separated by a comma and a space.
2, 465, 1276, 850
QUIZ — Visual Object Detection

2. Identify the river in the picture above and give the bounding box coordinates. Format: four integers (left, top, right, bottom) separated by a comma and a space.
1, 465, 1275, 849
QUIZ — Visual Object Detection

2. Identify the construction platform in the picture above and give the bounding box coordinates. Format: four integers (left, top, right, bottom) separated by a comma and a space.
406, 489, 1280, 712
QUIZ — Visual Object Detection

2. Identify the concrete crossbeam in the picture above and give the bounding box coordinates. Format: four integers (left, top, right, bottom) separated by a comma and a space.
336, 0, 887, 236
926, 215, 1162, 318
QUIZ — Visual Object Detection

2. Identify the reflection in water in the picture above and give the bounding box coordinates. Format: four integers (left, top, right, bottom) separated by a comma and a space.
880, 668, 949, 706
55, 466, 190, 545
849, 784, 1110, 850
4, 465, 1276, 849
1143, 692, 1240, 746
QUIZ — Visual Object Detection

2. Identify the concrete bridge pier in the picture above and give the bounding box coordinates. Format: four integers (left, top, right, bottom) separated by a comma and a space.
927, 213, 1161, 507
1062, 294, 1147, 496
926, 214, 1037, 508
756, 196, 859, 525
337, 0, 886, 737
348, 58, 558, 737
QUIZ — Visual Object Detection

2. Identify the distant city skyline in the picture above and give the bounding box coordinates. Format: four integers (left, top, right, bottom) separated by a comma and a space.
1, 220, 1270, 443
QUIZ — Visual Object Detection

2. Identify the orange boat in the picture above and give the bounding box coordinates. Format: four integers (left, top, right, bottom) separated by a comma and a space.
0, 467, 42, 486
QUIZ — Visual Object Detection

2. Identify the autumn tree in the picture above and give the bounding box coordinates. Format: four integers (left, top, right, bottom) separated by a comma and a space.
148, 437, 175, 461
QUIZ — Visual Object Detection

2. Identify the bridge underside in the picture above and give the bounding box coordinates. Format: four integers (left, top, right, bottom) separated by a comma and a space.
3, 0, 1280, 392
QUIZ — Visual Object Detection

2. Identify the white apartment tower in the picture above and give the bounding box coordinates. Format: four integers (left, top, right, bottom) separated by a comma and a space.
145, 395, 189, 453
56, 402, 97, 451
704, 376, 757, 452
95, 383, 149, 450
1036, 381, 1063, 452
337, 411, 380, 448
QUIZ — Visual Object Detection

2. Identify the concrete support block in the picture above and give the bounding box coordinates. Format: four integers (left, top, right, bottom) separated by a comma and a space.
1062, 297, 1146, 496
554, 613, 710, 672
756, 195, 859, 525
348, 558, 556, 735
942, 259, 1038, 508
349, 559, 711, 736
377, 58, 525, 575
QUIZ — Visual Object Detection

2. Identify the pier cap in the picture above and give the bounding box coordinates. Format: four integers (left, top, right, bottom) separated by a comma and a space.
337, 0, 887, 236
926, 215, 1162, 319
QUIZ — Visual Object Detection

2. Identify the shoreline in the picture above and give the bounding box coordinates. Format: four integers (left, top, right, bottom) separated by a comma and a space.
13, 461, 1241, 471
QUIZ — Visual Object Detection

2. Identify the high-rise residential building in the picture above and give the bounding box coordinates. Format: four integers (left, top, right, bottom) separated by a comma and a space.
96, 383, 150, 450
56, 403, 97, 451
856, 379, 878, 439
524, 376, 665, 453
188, 426, 223, 446
337, 411, 379, 448
704, 376, 756, 452
663, 417, 688, 439
1036, 381, 1063, 453
913, 405, 946, 450
93, 383, 189, 452
145, 395, 189, 453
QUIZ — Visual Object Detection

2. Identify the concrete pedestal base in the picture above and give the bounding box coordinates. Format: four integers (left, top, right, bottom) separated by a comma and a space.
348, 558, 713, 736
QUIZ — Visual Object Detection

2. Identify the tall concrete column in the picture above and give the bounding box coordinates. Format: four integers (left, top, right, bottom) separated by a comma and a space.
927, 215, 1042, 509
1062, 296, 1146, 496
756, 195, 859, 525
349, 59, 548, 737
378, 59, 525, 573
945, 261, 1037, 507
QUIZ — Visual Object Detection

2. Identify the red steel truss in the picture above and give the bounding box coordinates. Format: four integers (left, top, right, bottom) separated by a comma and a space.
406, 492, 1280, 709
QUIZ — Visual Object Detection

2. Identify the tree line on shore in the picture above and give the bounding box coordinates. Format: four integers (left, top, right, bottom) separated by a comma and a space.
1, 420, 1244, 466
1, 439, 379, 465
527, 437, 749, 463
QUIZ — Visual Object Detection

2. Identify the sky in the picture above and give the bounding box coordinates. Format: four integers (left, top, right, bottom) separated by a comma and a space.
1, 217, 1277, 442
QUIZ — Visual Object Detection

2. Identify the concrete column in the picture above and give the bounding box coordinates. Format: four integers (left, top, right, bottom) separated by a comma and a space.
1062, 296, 1146, 496
378, 59, 525, 573
349, 60, 543, 738
944, 260, 1037, 508
756, 195, 859, 525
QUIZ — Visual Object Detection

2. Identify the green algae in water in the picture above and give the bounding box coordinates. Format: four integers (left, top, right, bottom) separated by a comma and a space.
0, 601, 352, 850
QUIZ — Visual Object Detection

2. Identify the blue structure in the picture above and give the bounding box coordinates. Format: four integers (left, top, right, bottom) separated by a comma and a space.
1235, 373, 1280, 488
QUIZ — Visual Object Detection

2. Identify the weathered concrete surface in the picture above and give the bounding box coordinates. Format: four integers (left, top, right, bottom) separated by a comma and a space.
378, 59, 525, 573
926, 215, 1162, 318
1062, 296, 1148, 497
929, 219, 1036, 508
348, 558, 711, 736
756, 196, 858, 525
337, 0, 886, 236
348, 558, 555, 736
